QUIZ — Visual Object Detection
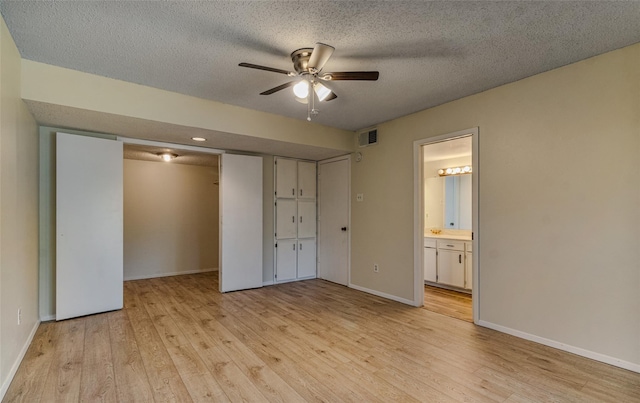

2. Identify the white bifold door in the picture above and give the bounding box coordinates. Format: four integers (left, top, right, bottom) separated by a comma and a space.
56, 133, 123, 320
219, 154, 263, 292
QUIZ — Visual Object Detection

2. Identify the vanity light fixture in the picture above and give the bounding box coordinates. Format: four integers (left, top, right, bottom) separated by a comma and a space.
438, 165, 472, 176
158, 152, 178, 162
191, 137, 206, 142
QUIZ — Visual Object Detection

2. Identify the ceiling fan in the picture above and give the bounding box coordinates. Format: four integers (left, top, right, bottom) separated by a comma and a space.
239, 42, 379, 120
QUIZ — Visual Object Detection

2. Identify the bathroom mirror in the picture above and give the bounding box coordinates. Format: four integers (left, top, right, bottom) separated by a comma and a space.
425, 175, 472, 230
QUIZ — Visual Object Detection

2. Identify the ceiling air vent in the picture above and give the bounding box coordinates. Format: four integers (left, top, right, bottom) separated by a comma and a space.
358, 129, 378, 147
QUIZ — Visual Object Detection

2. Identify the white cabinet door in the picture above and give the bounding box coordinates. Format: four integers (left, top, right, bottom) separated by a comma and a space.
437, 250, 465, 288
276, 158, 297, 198
276, 199, 297, 239
465, 252, 473, 290
56, 133, 123, 321
424, 247, 437, 282
297, 200, 316, 238
276, 239, 297, 282
298, 161, 316, 199
297, 239, 316, 278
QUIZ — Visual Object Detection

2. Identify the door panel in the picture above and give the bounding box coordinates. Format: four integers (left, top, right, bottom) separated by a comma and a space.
297, 239, 316, 278
276, 199, 297, 239
56, 133, 123, 320
318, 158, 349, 285
437, 250, 465, 288
297, 200, 316, 238
275, 158, 297, 198
298, 161, 316, 199
276, 239, 297, 282
220, 154, 263, 292
424, 247, 437, 282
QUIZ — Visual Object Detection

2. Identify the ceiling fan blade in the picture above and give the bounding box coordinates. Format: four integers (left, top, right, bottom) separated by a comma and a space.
307, 42, 335, 71
239, 62, 295, 76
325, 92, 338, 101
321, 71, 379, 81
260, 81, 296, 95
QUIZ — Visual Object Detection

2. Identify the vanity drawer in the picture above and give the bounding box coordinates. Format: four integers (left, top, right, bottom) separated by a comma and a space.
424, 238, 437, 248
437, 240, 465, 251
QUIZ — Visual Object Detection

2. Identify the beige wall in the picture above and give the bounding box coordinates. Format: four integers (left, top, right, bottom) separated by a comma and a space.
123, 159, 219, 280
0, 16, 39, 396
351, 43, 640, 367
21, 60, 354, 153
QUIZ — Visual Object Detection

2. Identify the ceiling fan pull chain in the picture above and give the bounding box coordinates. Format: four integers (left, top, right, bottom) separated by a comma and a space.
307, 86, 312, 121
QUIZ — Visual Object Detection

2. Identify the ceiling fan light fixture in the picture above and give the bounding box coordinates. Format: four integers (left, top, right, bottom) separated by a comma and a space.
293, 80, 309, 98
313, 82, 331, 102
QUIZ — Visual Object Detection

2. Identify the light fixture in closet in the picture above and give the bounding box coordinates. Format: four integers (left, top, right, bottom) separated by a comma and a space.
158, 152, 178, 162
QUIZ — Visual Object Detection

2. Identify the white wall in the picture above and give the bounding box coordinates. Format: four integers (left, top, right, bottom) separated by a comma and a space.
0, 15, 39, 397
351, 43, 640, 369
123, 159, 219, 280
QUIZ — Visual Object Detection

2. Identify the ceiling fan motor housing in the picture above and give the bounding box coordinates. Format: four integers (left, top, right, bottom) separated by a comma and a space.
291, 48, 314, 74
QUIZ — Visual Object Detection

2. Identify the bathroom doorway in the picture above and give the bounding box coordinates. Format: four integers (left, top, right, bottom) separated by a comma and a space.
413, 128, 478, 323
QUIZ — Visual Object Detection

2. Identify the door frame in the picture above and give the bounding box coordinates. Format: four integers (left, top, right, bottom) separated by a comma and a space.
318, 154, 352, 286
413, 127, 479, 323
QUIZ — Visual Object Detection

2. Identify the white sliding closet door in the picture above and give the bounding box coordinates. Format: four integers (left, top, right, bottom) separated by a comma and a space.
219, 154, 263, 292
56, 133, 123, 320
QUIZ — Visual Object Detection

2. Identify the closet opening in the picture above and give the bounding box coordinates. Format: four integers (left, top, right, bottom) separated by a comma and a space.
123, 143, 220, 286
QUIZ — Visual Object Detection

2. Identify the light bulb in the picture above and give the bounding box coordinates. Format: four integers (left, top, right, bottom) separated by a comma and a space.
162, 154, 172, 162
438, 169, 445, 175
446, 168, 453, 174
313, 82, 331, 101
453, 167, 461, 174
293, 81, 309, 98
463, 166, 471, 173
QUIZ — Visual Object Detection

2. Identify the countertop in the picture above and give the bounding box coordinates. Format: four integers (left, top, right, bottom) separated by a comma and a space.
424, 232, 472, 241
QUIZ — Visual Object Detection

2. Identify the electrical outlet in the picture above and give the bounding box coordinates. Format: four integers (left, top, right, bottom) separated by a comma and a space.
356, 193, 364, 202
17, 308, 21, 325
373, 264, 379, 273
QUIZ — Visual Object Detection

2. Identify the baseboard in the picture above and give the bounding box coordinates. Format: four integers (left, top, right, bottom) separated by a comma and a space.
477, 320, 640, 374
0, 320, 40, 400
124, 268, 217, 281
262, 280, 274, 286
349, 283, 415, 306
40, 314, 55, 322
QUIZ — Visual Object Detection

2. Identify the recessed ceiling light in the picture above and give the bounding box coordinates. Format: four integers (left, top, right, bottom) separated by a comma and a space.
191, 137, 206, 142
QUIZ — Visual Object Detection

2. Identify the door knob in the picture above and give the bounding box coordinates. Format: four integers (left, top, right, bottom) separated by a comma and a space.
341, 227, 347, 231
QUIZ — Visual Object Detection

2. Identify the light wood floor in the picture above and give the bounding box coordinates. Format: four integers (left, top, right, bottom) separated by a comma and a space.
5, 273, 640, 402
424, 285, 473, 323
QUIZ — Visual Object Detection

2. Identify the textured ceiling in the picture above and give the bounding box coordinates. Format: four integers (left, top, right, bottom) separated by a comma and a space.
2, 1, 639, 132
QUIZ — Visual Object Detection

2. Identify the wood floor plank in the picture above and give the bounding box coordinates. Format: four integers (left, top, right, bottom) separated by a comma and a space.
125, 281, 193, 402
147, 279, 275, 402
106, 309, 154, 403
41, 318, 85, 401
79, 315, 117, 402
5, 271, 639, 403
3, 322, 58, 402
134, 280, 231, 402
